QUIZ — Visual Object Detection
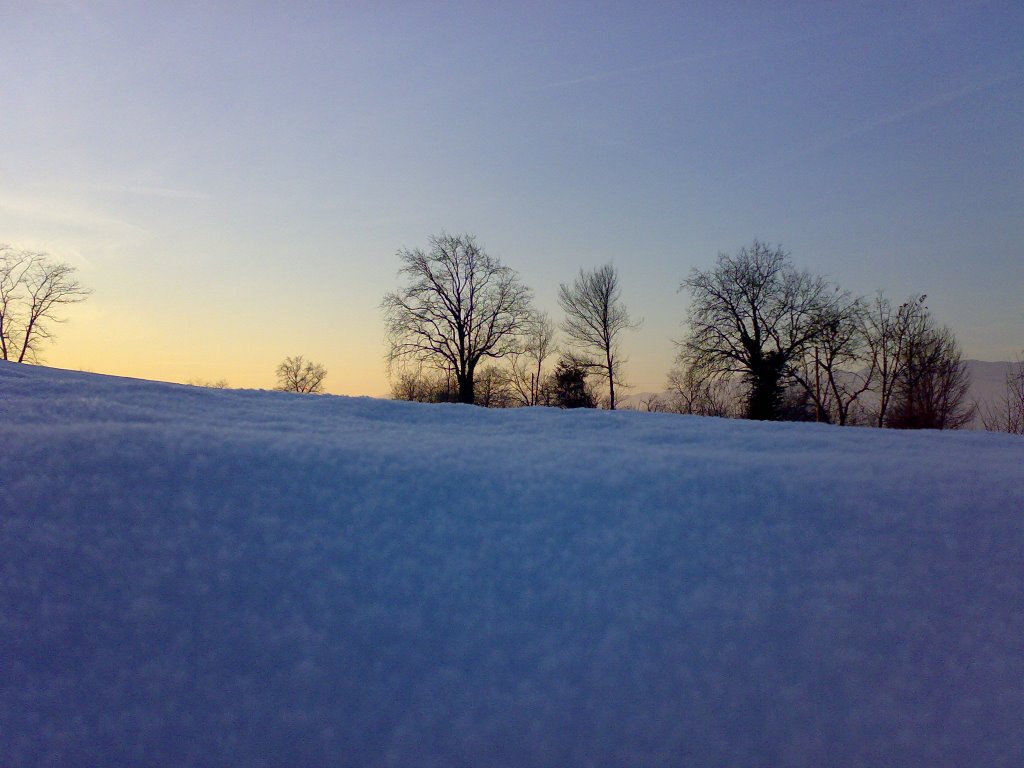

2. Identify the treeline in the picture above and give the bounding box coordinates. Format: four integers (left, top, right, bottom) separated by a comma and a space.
382, 232, 630, 411
673, 240, 974, 428
5, 239, 1018, 432
391, 354, 600, 409
383, 232, 1022, 432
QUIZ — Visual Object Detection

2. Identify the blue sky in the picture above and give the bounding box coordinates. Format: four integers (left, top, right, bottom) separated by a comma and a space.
2, 1, 1022, 394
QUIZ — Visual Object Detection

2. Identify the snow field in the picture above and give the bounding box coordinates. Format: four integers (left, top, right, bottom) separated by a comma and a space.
1, 361, 1021, 767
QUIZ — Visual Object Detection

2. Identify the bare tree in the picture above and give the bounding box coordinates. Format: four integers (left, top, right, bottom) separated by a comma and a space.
790, 295, 873, 425
886, 322, 973, 429
390, 365, 457, 403
0, 245, 90, 362
665, 361, 738, 417
859, 294, 973, 429
636, 393, 666, 413
558, 264, 638, 410
506, 311, 558, 406
474, 365, 515, 408
187, 378, 231, 389
862, 294, 930, 427
275, 355, 327, 394
390, 368, 430, 402
980, 356, 1024, 434
382, 233, 533, 405
680, 241, 839, 420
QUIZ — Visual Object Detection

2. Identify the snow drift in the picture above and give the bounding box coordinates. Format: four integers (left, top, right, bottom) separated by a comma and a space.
1, 362, 1021, 767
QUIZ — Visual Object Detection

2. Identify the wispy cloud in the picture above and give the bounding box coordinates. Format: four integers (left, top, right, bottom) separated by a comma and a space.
798, 69, 1020, 159
0, 192, 144, 234
57, 182, 211, 201
0, 191, 149, 268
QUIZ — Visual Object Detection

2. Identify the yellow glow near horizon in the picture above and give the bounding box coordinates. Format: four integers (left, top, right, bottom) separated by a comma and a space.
38, 296, 677, 400
41, 306, 394, 397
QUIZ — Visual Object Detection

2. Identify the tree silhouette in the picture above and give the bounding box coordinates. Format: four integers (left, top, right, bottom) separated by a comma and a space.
886, 322, 973, 429
981, 356, 1024, 434
680, 241, 838, 420
550, 357, 597, 409
558, 264, 637, 410
275, 355, 327, 394
1, 245, 90, 363
506, 312, 558, 407
382, 233, 533, 405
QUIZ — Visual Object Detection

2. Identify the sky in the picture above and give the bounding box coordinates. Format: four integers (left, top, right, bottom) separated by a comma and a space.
2, 0, 1022, 396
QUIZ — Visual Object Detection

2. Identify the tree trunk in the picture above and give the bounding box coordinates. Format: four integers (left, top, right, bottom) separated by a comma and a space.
606, 349, 616, 410
747, 351, 786, 420
458, 374, 475, 405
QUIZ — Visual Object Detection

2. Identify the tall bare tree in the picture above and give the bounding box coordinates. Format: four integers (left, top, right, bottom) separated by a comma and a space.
862, 293, 928, 427
0, 245, 90, 363
859, 294, 973, 429
275, 355, 327, 394
558, 264, 637, 410
887, 322, 973, 429
680, 241, 838, 420
506, 311, 558, 406
790, 294, 873, 425
382, 233, 533, 405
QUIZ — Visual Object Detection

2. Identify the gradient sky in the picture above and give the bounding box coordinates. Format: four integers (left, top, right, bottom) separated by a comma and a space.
3, 1, 1022, 395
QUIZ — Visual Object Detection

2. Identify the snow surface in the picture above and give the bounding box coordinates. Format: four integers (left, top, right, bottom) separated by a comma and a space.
1, 361, 1022, 767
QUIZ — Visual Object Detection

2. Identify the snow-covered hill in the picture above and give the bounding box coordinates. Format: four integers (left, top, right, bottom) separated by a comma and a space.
1, 362, 1021, 767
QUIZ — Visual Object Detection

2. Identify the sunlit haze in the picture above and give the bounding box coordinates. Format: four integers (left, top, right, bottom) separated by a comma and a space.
3, 2, 1022, 395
